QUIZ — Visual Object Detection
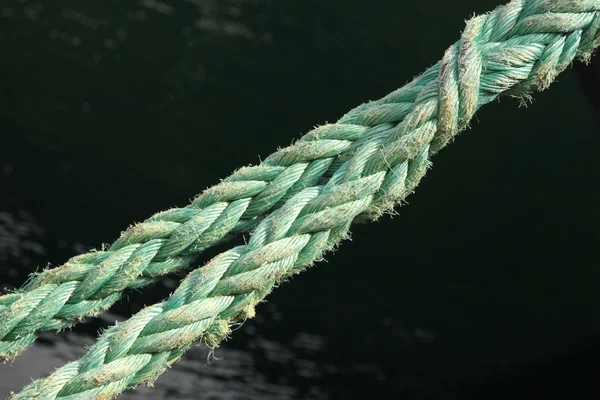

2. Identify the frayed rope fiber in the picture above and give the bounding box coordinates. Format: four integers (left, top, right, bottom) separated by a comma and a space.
5, 0, 600, 398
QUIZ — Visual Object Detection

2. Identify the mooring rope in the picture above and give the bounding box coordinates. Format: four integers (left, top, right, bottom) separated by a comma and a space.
0, 41, 417, 363
1, 22, 453, 368
6, 0, 600, 398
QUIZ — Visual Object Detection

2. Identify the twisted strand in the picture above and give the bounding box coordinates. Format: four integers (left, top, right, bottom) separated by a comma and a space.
10, 1, 600, 398
0, 45, 435, 362
0, 0, 475, 360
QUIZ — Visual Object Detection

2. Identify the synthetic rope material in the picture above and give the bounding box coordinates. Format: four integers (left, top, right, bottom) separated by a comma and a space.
8, 0, 600, 398
0, 45, 420, 362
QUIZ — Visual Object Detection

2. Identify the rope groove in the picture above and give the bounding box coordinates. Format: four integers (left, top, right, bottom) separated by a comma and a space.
6, 0, 600, 398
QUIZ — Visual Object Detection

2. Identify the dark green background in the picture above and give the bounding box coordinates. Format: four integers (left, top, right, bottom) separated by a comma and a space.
0, 1, 599, 398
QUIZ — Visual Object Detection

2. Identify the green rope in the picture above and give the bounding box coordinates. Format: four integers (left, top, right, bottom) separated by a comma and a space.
0, 54, 406, 360
4, 13, 438, 363
7, 0, 600, 398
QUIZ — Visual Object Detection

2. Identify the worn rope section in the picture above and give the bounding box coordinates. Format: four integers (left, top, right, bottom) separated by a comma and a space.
10, 0, 600, 398
0, 6, 477, 362
0, 32, 428, 362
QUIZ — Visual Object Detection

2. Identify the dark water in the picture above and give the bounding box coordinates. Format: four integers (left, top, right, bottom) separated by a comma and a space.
1, 1, 600, 398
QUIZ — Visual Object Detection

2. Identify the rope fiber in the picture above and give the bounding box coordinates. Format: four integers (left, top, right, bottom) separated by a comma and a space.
4, 0, 600, 398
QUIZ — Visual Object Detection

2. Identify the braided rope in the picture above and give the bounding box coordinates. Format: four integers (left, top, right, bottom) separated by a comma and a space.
9, 0, 600, 398
0, 2, 482, 362
0, 42, 426, 362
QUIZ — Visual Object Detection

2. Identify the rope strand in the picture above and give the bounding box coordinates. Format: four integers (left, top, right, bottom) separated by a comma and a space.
0, 39, 432, 362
